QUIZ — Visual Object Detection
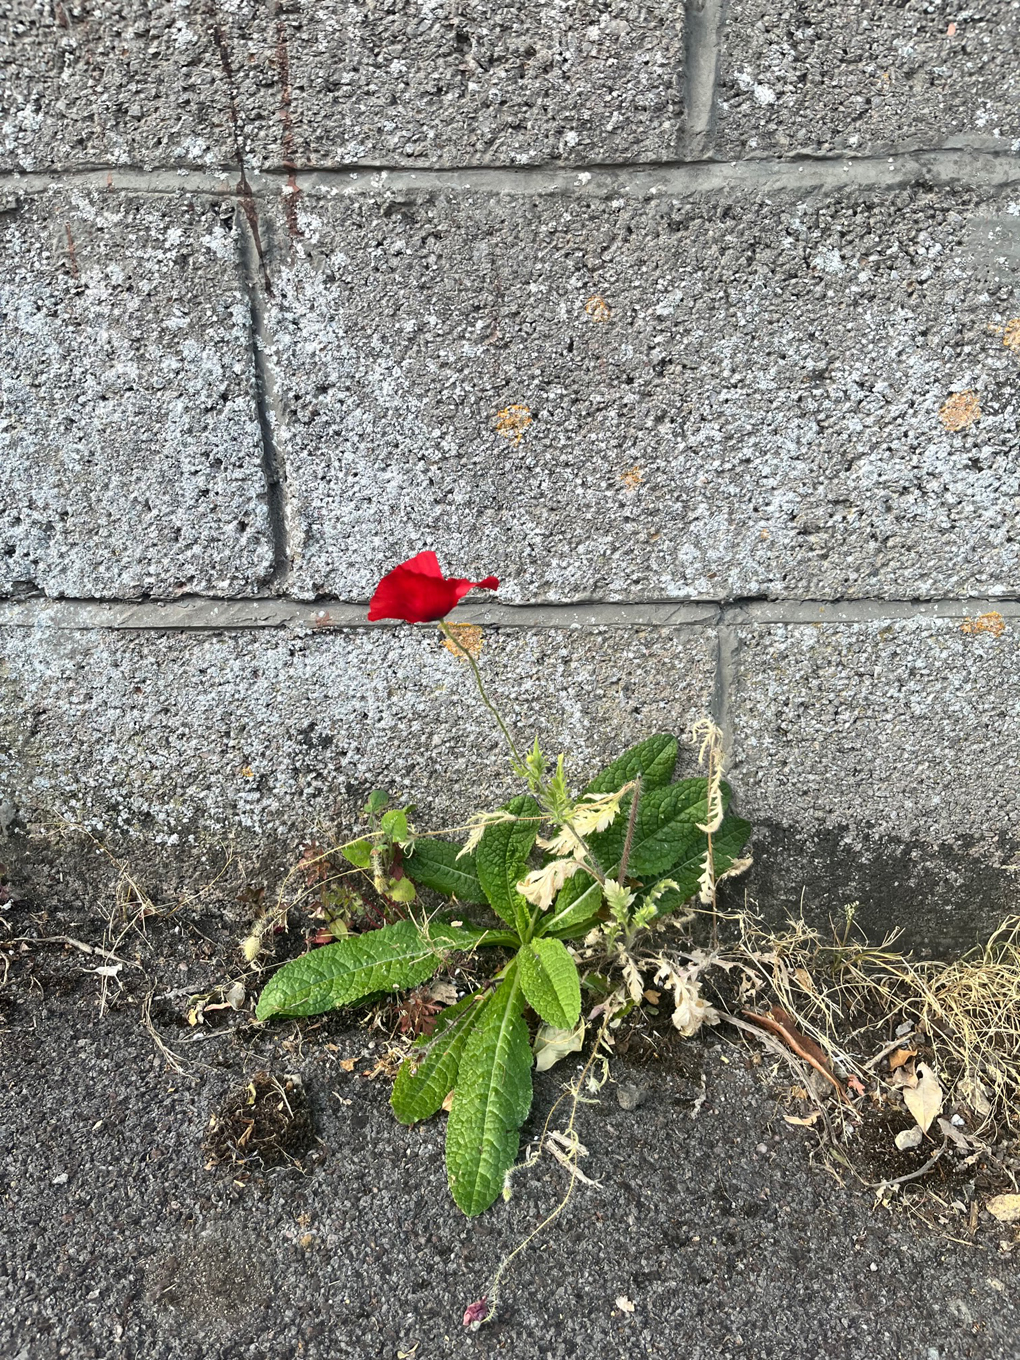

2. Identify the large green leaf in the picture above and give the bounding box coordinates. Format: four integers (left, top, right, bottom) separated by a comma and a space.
445, 971, 534, 1217
518, 938, 581, 1029
475, 795, 541, 939
256, 920, 484, 1021
404, 838, 487, 905
541, 870, 603, 940
391, 991, 487, 1125
584, 733, 679, 796
647, 813, 753, 914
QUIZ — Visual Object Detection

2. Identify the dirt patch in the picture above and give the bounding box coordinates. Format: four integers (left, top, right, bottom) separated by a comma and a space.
204, 1071, 315, 1170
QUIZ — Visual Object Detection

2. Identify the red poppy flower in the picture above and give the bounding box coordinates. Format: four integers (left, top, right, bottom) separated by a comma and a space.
367, 551, 499, 623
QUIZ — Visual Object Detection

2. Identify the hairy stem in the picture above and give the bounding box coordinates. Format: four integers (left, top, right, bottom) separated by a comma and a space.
439, 622, 526, 775
616, 774, 642, 885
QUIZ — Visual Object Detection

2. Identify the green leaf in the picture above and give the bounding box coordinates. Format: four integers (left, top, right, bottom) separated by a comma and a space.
386, 875, 416, 903
584, 733, 678, 796
391, 991, 487, 1125
582, 742, 707, 877
615, 778, 734, 879
380, 808, 409, 842
475, 795, 541, 938
256, 919, 481, 1021
341, 838, 372, 869
541, 870, 603, 940
364, 790, 389, 814
646, 813, 752, 914
404, 838, 487, 905
518, 938, 581, 1030
446, 971, 533, 1216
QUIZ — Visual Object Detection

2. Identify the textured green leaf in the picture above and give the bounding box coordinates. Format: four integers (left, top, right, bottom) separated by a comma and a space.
518, 938, 581, 1030
445, 972, 533, 1217
584, 733, 678, 796
256, 920, 483, 1021
475, 795, 541, 938
646, 813, 753, 914
391, 991, 487, 1125
404, 838, 487, 905
341, 838, 372, 869
541, 870, 603, 940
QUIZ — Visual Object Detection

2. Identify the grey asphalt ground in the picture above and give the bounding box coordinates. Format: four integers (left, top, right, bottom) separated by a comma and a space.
2, 904, 1018, 1360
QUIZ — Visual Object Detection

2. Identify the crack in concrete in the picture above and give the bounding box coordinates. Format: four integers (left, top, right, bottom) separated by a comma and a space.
236, 213, 291, 592
2, 596, 1018, 632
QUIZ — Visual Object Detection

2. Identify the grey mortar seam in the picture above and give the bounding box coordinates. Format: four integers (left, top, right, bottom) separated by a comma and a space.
2, 597, 1020, 632
682, 0, 727, 160
3, 147, 1020, 200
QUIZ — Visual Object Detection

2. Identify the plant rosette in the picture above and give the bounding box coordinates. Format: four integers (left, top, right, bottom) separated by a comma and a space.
257, 555, 752, 1217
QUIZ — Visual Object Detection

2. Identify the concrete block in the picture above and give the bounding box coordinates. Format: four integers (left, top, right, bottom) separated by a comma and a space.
728, 615, 1020, 946
0, 621, 717, 893
250, 0, 685, 168
262, 182, 1020, 604
0, 189, 272, 598
0, 0, 240, 170
716, 0, 1020, 159
1, 0, 683, 172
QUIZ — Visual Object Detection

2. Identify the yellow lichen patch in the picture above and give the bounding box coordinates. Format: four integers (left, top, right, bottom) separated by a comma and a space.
441, 623, 484, 660
620, 466, 644, 491
1002, 319, 1020, 354
494, 404, 532, 443
585, 295, 611, 322
939, 390, 981, 432
961, 612, 1006, 638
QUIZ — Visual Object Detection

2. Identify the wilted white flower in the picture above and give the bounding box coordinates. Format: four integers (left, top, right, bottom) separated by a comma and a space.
517, 858, 582, 911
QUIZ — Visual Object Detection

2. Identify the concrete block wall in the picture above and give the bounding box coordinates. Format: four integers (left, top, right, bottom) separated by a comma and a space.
2, 1, 1019, 948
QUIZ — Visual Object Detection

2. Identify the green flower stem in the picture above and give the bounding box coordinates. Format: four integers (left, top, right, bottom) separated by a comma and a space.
438, 621, 527, 775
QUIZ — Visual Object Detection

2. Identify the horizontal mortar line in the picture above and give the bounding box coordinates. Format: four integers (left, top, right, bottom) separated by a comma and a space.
1, 596, 1019, 632
4, 146, 1020, 200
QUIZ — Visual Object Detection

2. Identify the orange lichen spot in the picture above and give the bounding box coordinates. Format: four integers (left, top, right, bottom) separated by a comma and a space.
620, 466, 644, 491
240, 765, 254, 778
494, 404, 532, 443
961, 612, 1006, 638
585, 295, 611, 322
939, 390, 981, 432
441, 623, 484, 661
946, 21, 957, 36
1002, 318, 1020, 354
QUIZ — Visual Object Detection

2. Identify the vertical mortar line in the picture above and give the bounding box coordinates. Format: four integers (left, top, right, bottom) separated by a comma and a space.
711, 615, 740, 761
683, 0, 727, 159
237, 216, 292, 591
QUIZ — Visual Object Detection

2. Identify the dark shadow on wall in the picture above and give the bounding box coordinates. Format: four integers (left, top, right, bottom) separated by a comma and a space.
728, 821, 1020, 958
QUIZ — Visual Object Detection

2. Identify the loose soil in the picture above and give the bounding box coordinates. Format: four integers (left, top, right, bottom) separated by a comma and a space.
3, 895, 1020, 1359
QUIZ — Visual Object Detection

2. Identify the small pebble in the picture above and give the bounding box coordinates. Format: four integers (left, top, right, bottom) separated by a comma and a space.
616, 1083, 647, 1111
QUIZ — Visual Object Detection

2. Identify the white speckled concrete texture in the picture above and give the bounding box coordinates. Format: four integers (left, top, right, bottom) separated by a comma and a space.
259, 181, 1020, 603
716, 0, 1020, 159
0, 0, 684, 172
2, 0, 1020, 943
0, 188, 272, 597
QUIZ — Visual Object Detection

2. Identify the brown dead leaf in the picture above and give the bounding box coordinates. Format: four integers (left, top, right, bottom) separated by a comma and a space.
784, 1112, 821, 1127
888, 1047, 917, 1071
338, 1057, 357, 1072
742, 1006, 842, 1094
442, 1090, 455, 1113
889, 1062, 919, 1090
903, 1063, 943, 1132
643, 989, 661, 1004
986, 1194, 1020, 1223
937, 1117, 973, 1151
